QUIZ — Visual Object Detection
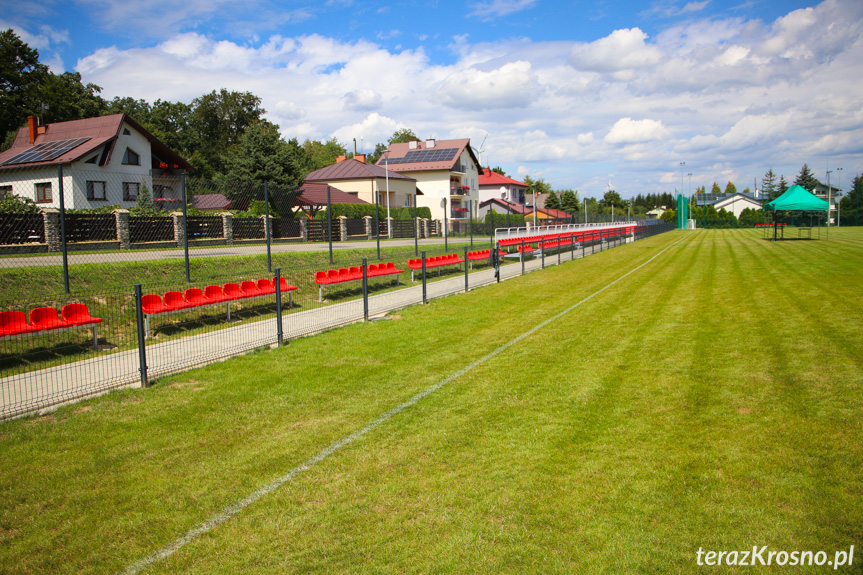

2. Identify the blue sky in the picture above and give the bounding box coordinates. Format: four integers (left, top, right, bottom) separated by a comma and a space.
4, 0, 862, 198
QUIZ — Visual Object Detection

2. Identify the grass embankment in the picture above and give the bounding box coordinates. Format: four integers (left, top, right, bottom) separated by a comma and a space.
0, 229, 861, 573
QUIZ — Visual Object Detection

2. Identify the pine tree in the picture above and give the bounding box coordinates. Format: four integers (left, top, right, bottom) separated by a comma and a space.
544, 190, 561, 210
711, 182, 722, 195
794, 164, 820, 191
778, 176, 789, 194
725, 181, 737, 195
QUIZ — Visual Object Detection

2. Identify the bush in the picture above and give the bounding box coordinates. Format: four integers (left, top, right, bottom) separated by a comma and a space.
0, 194, 41, 214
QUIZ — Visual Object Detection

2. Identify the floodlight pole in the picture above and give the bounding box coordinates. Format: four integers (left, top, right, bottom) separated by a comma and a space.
385, 154, 392, 238
827, 169, 832, 239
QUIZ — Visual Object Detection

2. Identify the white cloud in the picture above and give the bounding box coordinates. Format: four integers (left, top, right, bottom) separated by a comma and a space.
468, 0, 537, 20
569, 28, 663, 75
435, 61, 538, 111
606, 118, 672, 145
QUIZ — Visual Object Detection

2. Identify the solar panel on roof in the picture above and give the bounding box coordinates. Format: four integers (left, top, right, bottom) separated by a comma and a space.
386, 147, 459, 165
1, 137, 92, 166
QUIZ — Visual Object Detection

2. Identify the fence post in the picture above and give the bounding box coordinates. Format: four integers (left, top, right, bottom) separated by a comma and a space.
264, 181, 272, 273
521, 237, 525, 276
327, 185, 333, 265
414, 202, 419, 256
421, 251, 427, 305
43, 209, 61, 252
180, 173, 190, 282
363, 215, 373, 240
362, 257, 369, 321
221, 212, 233, 245
464, 246, 469, 293
114, 208, 131, 250
57, 165, 70, 294
338, 216, 348, 242
558, 234, 562, 265
299, 216, 309, 242
134, 284, 149, 388
541, 237, 545, 269
275, 268, 284, 346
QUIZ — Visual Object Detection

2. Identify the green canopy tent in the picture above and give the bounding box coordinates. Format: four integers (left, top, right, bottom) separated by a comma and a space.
763, 185, 829, 240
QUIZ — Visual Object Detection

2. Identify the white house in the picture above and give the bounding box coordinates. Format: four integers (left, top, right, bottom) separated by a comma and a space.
478, 169, 528, 206
712, 194, 763, 218
376, 138, 483, 231
0, 114, 192, 210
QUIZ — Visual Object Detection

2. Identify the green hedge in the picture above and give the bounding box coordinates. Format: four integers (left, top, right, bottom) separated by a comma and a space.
315, 204, 432, 220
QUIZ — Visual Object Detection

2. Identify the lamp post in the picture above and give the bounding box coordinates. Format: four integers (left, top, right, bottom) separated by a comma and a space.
827, 169, 832, 235
384, 152, 392, 238
837, 167, 843, 226
687, 173, 693, 225
441, 197, 448, 251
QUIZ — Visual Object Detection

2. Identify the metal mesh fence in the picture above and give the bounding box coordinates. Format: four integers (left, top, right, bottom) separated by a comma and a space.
1, 221, 676, 419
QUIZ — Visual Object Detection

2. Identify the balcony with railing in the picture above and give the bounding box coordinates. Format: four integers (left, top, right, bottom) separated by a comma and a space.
450, 185, 471, 197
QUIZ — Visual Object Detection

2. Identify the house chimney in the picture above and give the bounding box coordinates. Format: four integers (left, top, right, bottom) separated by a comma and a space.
28, 116, 37, 144
355, 154, 366, 163
336, 155, 347, 163
426, 138, 435, 148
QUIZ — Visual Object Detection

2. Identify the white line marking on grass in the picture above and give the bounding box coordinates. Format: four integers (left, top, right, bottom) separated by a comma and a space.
122, 235, 687, 575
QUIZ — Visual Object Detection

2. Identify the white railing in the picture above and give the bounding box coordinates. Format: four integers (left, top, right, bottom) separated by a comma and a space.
494, 221, 637, 244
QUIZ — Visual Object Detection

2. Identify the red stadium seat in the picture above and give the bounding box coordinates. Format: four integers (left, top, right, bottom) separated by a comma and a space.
0, 310, 40, 336
29, 307, 72, 331
204, 285, 226, 302
164, 291, 191, 309
184, 288, 207, 307
60, 303, 102, 326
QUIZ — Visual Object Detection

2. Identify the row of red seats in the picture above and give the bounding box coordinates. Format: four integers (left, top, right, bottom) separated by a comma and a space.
314, 263, 403, 286
142, 277, 297, 315
466, 249, 500, 261
0, 304, 102, 338
756, 223, 787, 227
498, 227, 634, 247
408, 254, 465, 270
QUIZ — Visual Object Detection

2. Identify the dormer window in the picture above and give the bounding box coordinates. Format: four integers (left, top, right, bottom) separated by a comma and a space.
122, 148, 140, 165
85, 155, 97, 164
123, 128, 131, 135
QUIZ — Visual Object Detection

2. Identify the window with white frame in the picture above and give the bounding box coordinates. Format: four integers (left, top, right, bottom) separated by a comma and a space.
87, 181, 107, 201
35, 182, 52, 203
123, 182, 140, 201
122, 148, 140, 165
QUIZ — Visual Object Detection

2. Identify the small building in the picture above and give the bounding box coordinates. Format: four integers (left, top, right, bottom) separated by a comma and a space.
0, 114, 192, 209
712, 193, 763, 218
304, 154, 418, 213
646, 207, 666, 220
478, 198, 530, 219
294, 182, 368, 218
478, 170, 528, 206
377, 138, 483, 230
192, 193, 232, 211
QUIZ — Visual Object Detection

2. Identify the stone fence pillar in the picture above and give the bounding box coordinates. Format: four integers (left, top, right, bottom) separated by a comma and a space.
261, 214, 272, 242
363, 216, 373, 240
114, 209, 130, 250
337, 216, 348, 241
221, 212, 233, 245
299, 216, 309, 241
422, 218, 430, 238
171, 211, 186, 248
43, 209, 61, 252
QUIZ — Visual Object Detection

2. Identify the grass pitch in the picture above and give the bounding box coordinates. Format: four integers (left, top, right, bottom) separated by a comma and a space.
1, 228, 862, 574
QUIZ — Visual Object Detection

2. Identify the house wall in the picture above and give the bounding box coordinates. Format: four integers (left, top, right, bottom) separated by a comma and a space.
714, 197, 762, 218
412, 149, 480, 225
478, 184, 527, 205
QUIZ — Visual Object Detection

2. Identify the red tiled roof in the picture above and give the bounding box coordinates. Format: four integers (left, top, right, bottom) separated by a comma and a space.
478, 170, 527, 188
479, 198, 530, 214
296, 182, 368, 206
376, 138, 483, 174
527, 207, 572, 219
0, 114, 192, 171
305, 157, 415, 182
193, 194, 232, 210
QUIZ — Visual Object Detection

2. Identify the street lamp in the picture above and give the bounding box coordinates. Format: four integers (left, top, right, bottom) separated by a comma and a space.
384, 152, 392, 238
837, 167, 843, 226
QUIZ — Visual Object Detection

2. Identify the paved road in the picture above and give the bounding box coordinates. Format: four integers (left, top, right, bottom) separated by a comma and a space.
0, 241, 612, 420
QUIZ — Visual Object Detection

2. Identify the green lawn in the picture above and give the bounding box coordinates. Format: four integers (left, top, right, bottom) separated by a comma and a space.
1, 228, 861, 574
